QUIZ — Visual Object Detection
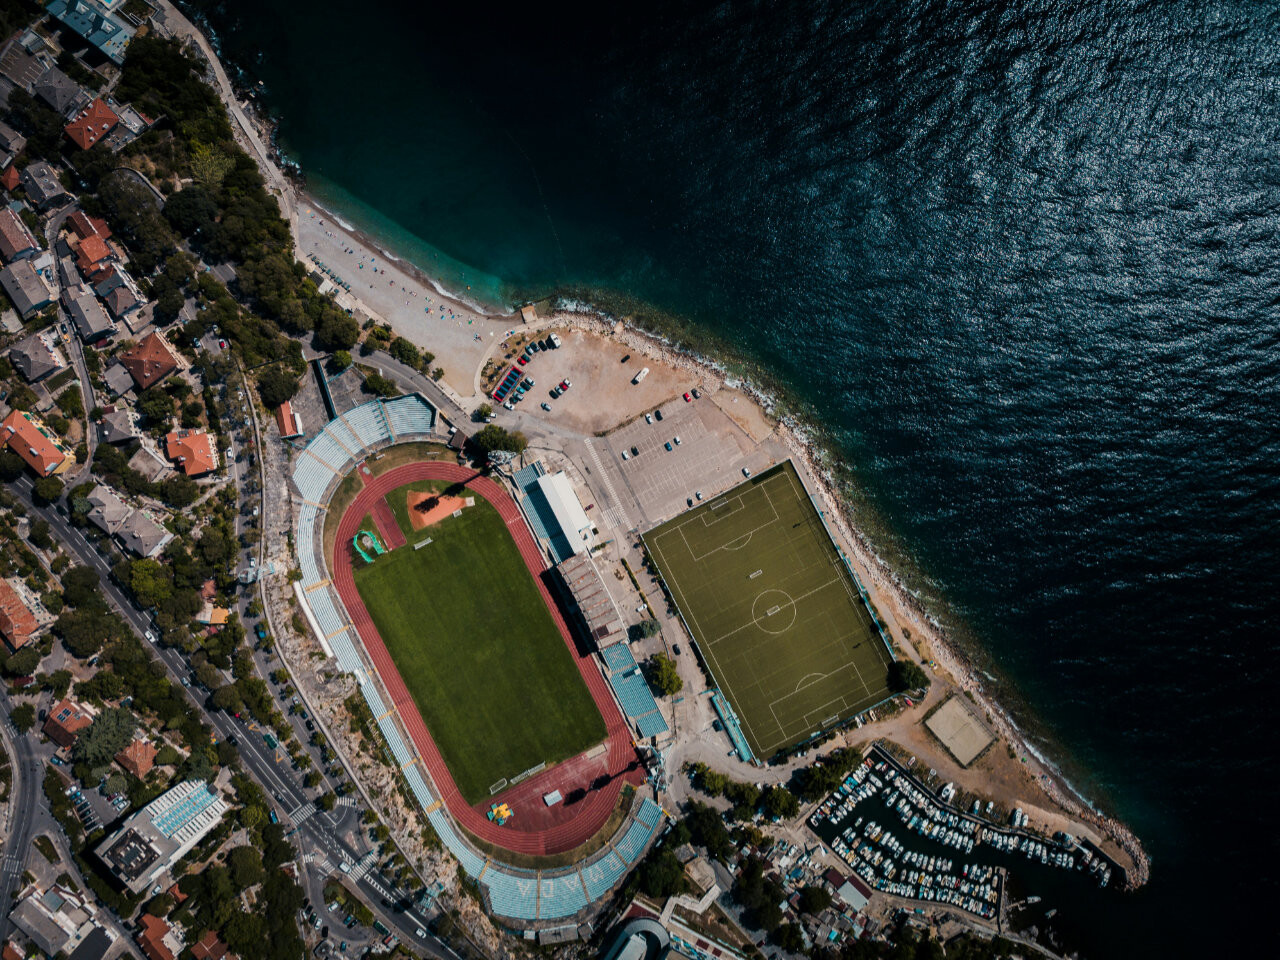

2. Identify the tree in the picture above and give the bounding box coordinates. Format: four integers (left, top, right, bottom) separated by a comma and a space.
330, 350, 352, 371
637, 848, 685, 899
771, 923, 805, 953
144, 892, 174, 917
163, 184, 219, 237
0, 451, 25, 482
388, 336, 419, 367
797, 885, 832, 915
472, 403, 492, 422
72, 707, 137, 767
888, 659, 929, 693
28, 520, 52, 549
471, 424, 527, 455
362, 373, 397, 397
136, 386, 175, 426
10, 703, 35, 732
227, 845, 265, 890
62, 567, 101, 608
257, 367, 299, 408
762, 784, 800, 821
32, 476, 64, 505
3, 647, 41, 677
647, 653, 683, 697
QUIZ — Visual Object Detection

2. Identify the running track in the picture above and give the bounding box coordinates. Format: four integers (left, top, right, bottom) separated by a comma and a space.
332, 463, 642, 855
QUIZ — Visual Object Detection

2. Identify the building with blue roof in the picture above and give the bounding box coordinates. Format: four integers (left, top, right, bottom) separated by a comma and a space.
46, 0, 136, 65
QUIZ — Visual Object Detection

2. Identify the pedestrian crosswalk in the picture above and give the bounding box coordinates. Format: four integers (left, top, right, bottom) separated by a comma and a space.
337, 796, 358, 808
3, 854, 25, 878
290, 801, 317, 825
347, 851, 378, 881
584, 439, 632, 530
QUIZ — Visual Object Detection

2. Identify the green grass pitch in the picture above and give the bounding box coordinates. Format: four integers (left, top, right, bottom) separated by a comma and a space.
642, 461, 892, 757
353, 481, 606, 803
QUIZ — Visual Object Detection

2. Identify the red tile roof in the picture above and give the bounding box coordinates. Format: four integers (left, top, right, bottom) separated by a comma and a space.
137, 914, 175, 960
74, 233, 111, 273
190, 930, 230, 960
120, 332, 178, 390
43, 698, 94, 749
115, 738, 158, 778
1, 409, 69, 476
274, 400, 301, 437
0, 166, 18, 192
3, 942, 22, 960
65, 98, 119, 150
164, 429, 218, 476
66, 209, 111, 241
0, 579, 38, 651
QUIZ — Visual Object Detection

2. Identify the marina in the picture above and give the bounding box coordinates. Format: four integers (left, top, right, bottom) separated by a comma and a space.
807, 746, 1123, 927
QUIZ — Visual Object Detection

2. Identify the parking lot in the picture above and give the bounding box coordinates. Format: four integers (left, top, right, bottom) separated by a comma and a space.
596, 393, 776, 527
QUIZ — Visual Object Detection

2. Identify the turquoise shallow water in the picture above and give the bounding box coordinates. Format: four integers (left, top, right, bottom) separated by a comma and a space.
189, 1, 1280, 954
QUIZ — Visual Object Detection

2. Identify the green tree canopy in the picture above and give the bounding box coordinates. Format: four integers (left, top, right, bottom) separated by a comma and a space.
888, 659, 930, 693
10, 703, 36, 732
647, 652, 683, 697
32, 476, 64, 505
72, 706, 137, 767
257, 367, 299, 408
471, 424, 527, 455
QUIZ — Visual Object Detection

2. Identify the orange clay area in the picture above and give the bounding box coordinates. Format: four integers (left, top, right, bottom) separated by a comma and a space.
407, 491, 470, 530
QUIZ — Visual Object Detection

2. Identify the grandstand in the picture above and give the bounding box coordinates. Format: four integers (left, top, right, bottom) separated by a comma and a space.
598, 644, 668, 740
285, 400, 664, 925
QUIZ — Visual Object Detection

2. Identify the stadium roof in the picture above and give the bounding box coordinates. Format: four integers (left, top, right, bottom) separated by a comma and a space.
533, 471, 592, 556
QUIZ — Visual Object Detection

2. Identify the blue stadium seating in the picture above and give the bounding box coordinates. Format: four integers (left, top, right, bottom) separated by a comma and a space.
601, 644, 636, 672
539, 873, 587, 917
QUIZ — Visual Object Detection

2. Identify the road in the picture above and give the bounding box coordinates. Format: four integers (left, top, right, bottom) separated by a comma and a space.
6, 476, 455, 958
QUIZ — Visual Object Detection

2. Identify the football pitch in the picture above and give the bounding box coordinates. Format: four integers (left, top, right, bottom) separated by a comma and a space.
353, 482, 605, 804
642, 461, 892, 757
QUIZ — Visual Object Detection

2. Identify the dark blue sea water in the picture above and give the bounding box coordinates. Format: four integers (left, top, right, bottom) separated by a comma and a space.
190, 0, 1280, 953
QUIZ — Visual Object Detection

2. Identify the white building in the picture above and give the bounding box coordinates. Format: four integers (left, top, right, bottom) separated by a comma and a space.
96, 780, 228, 893
533, 471, 594, 556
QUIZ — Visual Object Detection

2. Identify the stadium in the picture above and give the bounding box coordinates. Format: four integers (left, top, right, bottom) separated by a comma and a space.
642, 461, 895, 760
288, 394, 664, 926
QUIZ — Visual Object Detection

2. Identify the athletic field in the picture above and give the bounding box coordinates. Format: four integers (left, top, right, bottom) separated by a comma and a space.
643, 461, 892, 757
353, 481, 605, 803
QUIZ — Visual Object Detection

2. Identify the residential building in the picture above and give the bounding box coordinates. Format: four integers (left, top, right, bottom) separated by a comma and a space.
43, 698, 96, 749
0, 37, 46, 91
274, 399, 303, 438
9, 883, 114, 958
7, 331, 65, 382
0, 259, 53, 317
164, 429, 217, 477
115, 738, 158, 778
117, 509, 173, 558
0, 577, 39, 651
47, 0, 137, 66
32, 67, 88, 118
67, 290, 114, 342
195, 602, 229, 627
97, 408, 133, 443
0, 206, 37, 261
103, 360, 134, 398
0, 120, 25, 155
120, 331, 177, 389
73, 232, 112, 275
85, 485, 131, 536
66, 209, 110, 241
136, 914, 176, 960
189, 929, 233, 960
97, 780, 229, 894
0, 165, 18, 192
64, 96, 118, 149
0, 409, 71, 476
104, 281, 138, 318
20, 161, 67, 209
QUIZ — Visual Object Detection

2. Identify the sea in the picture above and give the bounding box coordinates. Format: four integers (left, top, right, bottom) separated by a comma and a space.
184, 1, 1280, 954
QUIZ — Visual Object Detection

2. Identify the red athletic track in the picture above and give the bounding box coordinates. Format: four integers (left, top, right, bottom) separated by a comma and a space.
368, 495, 406, 550
332, 462, 643, 856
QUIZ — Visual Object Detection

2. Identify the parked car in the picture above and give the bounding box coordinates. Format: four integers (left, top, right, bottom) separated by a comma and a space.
654, 409, 663, 420
518, 356, 528, 365
674, 435, 681, 445
644, 413, 652, 424
742, 466, 752, 477
540, 402, 551, 411
692, 387, 701, 399
622, 450, 630, 460
684, 392, 692, 402
665, 441, 673, 451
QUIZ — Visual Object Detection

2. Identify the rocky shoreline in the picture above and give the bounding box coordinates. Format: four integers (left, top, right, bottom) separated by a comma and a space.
545, 305, 1150, 890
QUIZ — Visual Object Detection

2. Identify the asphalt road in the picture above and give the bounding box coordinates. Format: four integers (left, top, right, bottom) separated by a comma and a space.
7, 476, 456, 959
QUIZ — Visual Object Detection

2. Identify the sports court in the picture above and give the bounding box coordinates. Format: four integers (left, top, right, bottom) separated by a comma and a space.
643, 460, 892, 757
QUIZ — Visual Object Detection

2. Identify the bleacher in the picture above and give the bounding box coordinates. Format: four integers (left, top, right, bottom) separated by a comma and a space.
614, 814, 654, 864
325, 417, 365, 458
539, 872, 588, 918
288, 408, 643, 922
383, 395, 435, 436
512, 462, 545, 492
344, 401, 391, 449
483, 868, 539, 920
601, 643, 636, 672
581, 851, 628, 901
604, 663, 669, 739
306, 427, 353, 474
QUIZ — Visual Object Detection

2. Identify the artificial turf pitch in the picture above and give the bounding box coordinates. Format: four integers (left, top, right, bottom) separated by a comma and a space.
643, 461, 892, 758
352, 481, 605, 804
